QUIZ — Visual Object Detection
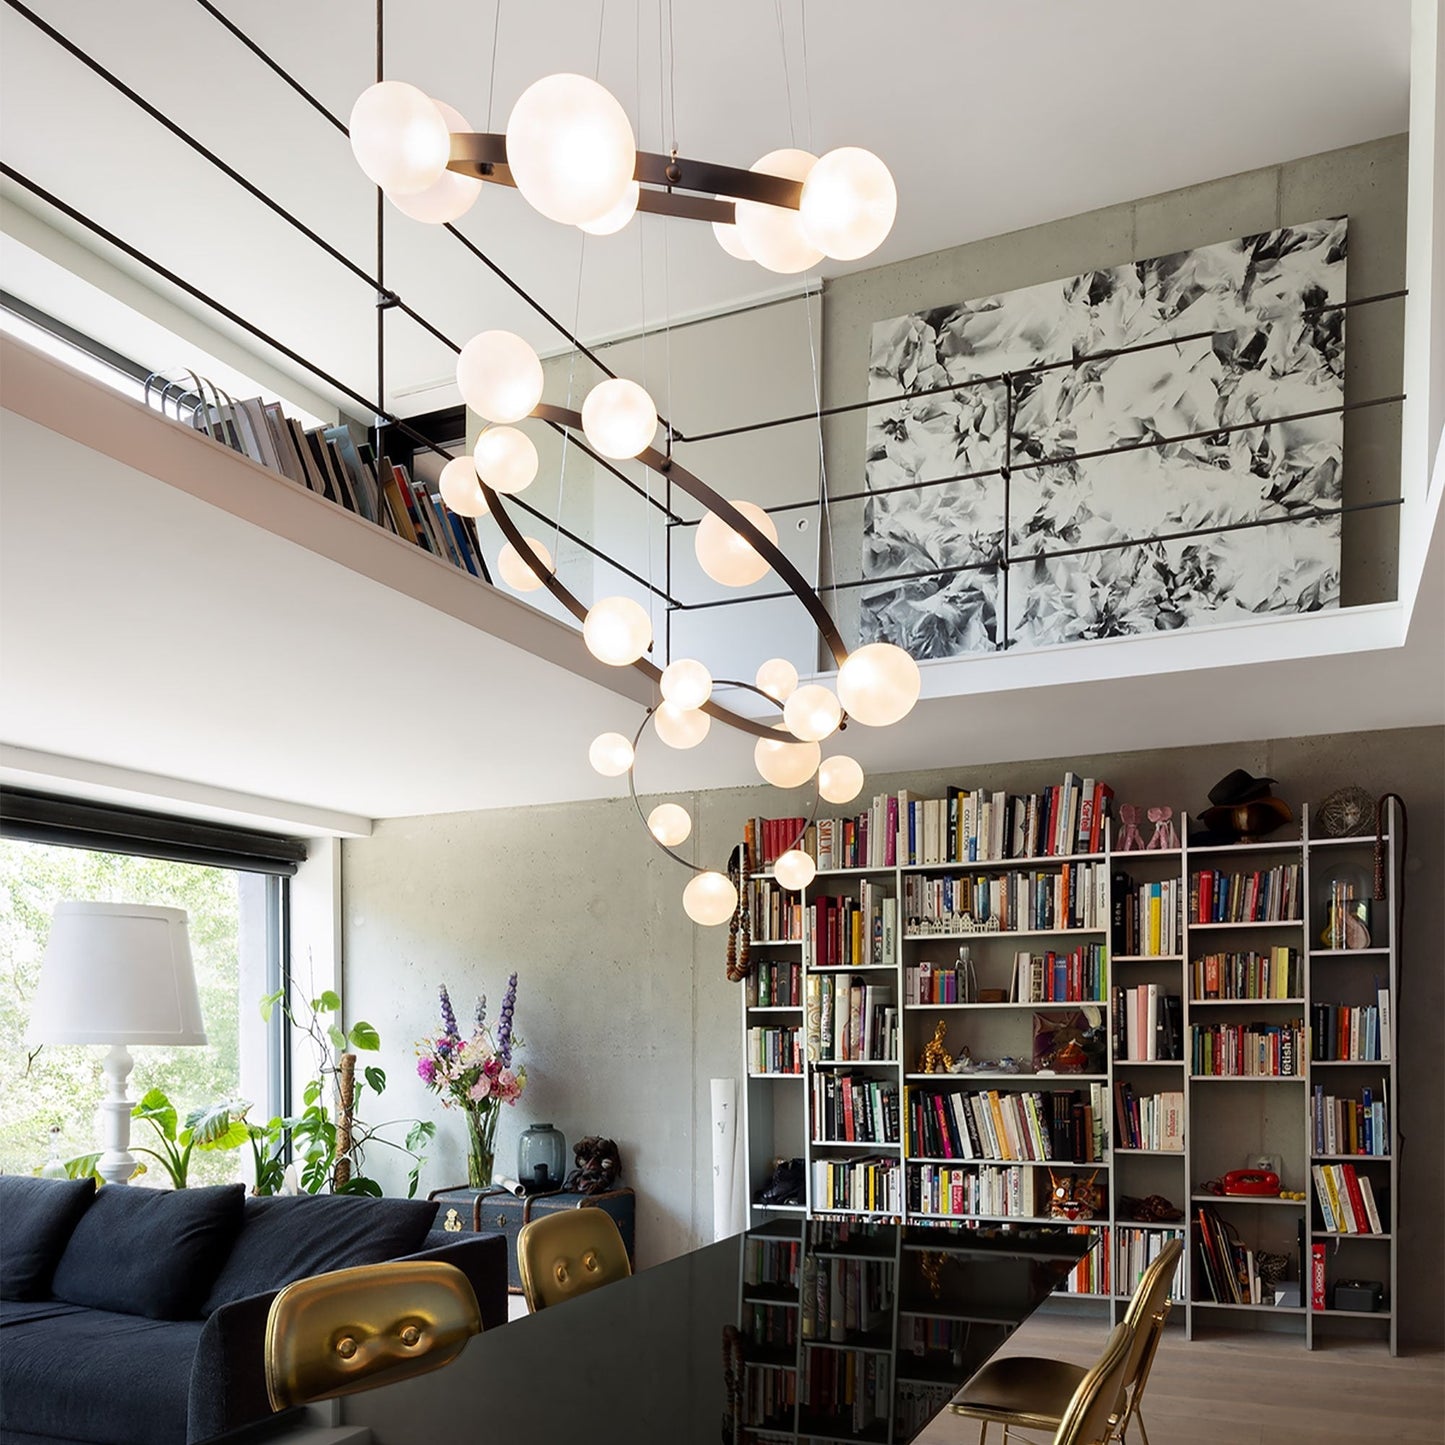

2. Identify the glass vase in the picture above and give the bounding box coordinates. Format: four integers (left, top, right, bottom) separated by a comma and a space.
466, 1103, 500, 1190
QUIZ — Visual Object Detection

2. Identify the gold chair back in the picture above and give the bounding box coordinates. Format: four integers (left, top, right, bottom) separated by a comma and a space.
1054, 1321, 1132, 1445
517, 1206, 632, 1312
264, 1259, 481, 1410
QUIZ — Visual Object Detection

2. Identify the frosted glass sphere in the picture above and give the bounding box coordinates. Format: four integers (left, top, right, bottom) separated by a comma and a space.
583, 595, 653, 666
783, 683, 843, 742
695, 500, 778, 587
818, 754, 865, 805
683, 870, 737, 927
439, 456, 489, 517
736, 149, 822, 274
505, 73, 636, 226
755, 657, 799, 703
660, 659, 712, 710
647, 802, 692, 847
588, 731, 634, 777
581, 378, 658, 460
836, 641, 922, 727
497, 537, 553, 592
653, 702, 711, 750
799, 147, 897, 261
754, 725, 820, 789
773, 848, 817, 892
472, 426, 538, 494
457, 330, 544, 425
579, 180, 639, 235
388, 99, 481, 223
712, 219, 752, 260
349, 81, 450, 196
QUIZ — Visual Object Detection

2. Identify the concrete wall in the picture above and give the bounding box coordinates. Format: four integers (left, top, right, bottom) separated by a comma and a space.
340, 723, 1442, 1347
816, 135, 1408, 656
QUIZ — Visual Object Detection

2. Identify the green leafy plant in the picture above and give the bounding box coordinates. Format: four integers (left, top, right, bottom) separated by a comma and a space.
130, 1088, 251, 1188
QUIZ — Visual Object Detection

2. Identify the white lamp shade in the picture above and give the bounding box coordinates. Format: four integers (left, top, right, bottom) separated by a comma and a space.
29, 902, 205, 1046
773, 848, 817, 891
659, 659, 712, 710
695, 500, 779, 587
818, 754, 865, 804
581, 378, 658, 460
836, 641, 922, 727
783, 682, 842, 742
472, 426, 539, 494
799, 147, 897, 260
683, 871, 737, 926
755, 657, 799, 703
736, 149, 822, 274
578, 179, 640, 235
457, 330, 545, 424
439, 456, 489, 516
388, 98, 483, 223
349, 81, 451, 196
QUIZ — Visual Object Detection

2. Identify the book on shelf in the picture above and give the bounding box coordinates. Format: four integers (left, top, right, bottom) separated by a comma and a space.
1011, 943, 1108, 1003
1309, 996, 1390, 1062
907, 1162, 1039, 1218
1057, 1224, 1110, 1296
1190, 947, 1300, 1000
1189, 864, 1301, 924
1194, 1205, 1273, 1306
748, 878, 804, 942
1312, 1083, 1389, 1156
812, 1072, 900, 1143
1110, 986, 1183, 1061
803, 886, 894, 968
1112, 875, 1183, 956
902, 860, 1107, 935
904, 1083, 1107, 1164
1311, 1241, 1327, 1310
808, 974, 896, 1061
747, 1025, 802, 1075
812, 1155, 902, 1215
1117, 1227, 1185, 1300
1112, 1084, 1185, 1151
1189, 1018, 1304, 1076
746, 958, 803, 1008
1312, 1163, 1385, 1233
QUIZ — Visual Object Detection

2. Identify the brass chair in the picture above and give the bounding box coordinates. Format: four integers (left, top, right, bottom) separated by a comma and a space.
517, 1205, 632, 1312
1053, 1322, 1133, 1445
264, 1259, 481, 1410
949, 1237, 1183, 1445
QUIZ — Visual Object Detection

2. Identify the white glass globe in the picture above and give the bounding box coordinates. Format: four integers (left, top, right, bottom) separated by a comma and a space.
712, 219, 752, 260
836, 641, 922, 727
695, 500, 779, 587
349, 81, 450, 196
387, 99, 482, 223
653, 702, 710, 750
773, 848, 817, 892
754, 725, 820, 789
472, 426, 539, 494
783, 683, 843, 742
579, 180, 639, 235
683, 870, 737, 927
818, 754, 865, 805
456, 330, 544, 425
505, 73, 636, 226
647, 802, 692, 847
736, 149, 822, 274
438, 455, 489, 517
755, 657, 799, 703
799, 147, 897, 261
660, 659, 712, 710
583, 596, 653, 667
497, 537, 553, 592
588, 731, 634, 777
581, 378, 658, 460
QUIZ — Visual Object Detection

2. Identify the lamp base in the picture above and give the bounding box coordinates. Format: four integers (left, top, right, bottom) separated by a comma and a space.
96, 1043, 138, 1186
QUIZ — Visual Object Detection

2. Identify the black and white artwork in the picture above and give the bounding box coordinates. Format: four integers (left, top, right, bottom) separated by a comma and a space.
860, 218, 1347, 656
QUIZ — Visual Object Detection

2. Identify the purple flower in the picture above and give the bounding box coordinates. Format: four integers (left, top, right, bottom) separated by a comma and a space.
416, 1057, 436, 1085
496, 972, 518, 1069
438, 985, 459, 1042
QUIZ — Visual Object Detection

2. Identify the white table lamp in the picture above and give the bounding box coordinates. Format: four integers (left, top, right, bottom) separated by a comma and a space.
29, 902, 206, 1185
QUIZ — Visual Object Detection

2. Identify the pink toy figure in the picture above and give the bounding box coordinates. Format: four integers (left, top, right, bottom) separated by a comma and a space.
1146, 806, 1179, 850
1117, 804, 1146, 851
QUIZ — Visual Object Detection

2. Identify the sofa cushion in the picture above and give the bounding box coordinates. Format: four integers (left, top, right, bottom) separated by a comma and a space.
201, 1194, 439, 1313
0, 1174, 96, 1300
51, 1183, 246, 1320
0, 1304, 200, 1445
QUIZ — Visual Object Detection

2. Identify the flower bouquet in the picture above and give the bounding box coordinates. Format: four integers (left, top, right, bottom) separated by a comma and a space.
417, 975, 525, 1189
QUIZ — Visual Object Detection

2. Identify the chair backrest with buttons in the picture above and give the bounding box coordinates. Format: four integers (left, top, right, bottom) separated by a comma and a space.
517, 1206, 632, 1312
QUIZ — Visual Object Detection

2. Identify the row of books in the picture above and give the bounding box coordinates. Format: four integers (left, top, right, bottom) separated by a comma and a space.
747, 1026, 803, 1076
814, 811, 881, 871
812, 1156, 903, 1215
1113, 1086, 1185, 1151
1190, 866, 1301, 924
1189, 1020, 1304, 1077
1057, 1224, 1110, 1295
902, 862, 1109, 935
805, 976, 897, 1063
1312, 1162, 1386, 1234
747, 880, 803, 943
1112, 876, 1183, 957
1312, 1084, 1389, 1156
745, 959, 803, 1009
1308, 997, 1391, 1061
1013, 944, 1110, 1003
798, 1344, 891, 1433
1194, 1206, 1273, 1305
812, 1073, 901, 1144
905, 1085, 1108, 1164
904, 957, 973, 1005
896, 1382, 958, 1435
799, 1254, 893, 1343
1190, 947, 1301, 1001
907, 1163, 1044, 1218
740, 1367, 794, 1429
744, 1235, 800, 1291
741, 1300, 798, 1351
1117, 1227, 1185, 1300
1111, 986, 1184, 1062
745, 816, 810, 870
803, 889, 895, 968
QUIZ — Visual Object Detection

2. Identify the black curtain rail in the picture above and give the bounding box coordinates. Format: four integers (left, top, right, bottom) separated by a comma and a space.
666, 494, 1405, 613
677, 288, 1408, 446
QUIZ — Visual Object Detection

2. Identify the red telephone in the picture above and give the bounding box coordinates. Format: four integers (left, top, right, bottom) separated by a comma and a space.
1222, 1168, 1280, 1196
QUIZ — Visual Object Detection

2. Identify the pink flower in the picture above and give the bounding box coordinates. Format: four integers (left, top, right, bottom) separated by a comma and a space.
416, 1057, 436, 1085
469, 1076, 493, 1102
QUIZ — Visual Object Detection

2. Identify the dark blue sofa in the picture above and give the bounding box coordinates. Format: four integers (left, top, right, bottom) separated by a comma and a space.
0, 1176, 508, 1445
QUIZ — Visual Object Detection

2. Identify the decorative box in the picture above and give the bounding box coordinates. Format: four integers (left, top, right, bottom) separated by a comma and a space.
428, 1184, 636, 1294
1331, 1279, 1384, 1312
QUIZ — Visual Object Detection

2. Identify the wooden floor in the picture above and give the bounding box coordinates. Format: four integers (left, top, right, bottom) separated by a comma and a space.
915, 1312, 1445, 1445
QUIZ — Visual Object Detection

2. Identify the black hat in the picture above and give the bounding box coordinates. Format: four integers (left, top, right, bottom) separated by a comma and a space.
1208, 769, 1277, 807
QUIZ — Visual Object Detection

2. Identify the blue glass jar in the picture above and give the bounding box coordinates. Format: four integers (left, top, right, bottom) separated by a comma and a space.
518, 1122, 567, 1191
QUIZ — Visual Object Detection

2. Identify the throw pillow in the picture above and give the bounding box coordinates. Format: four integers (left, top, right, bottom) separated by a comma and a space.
201, 1194, 439, 1314
0, 1175, 97, 1300
50, 1182, 246, 1320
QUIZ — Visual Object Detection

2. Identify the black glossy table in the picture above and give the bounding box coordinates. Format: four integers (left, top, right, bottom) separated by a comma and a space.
226, 1218, 1093, 1445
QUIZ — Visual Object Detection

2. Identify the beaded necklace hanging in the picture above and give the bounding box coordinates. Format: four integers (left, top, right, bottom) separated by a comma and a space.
726, 842, 752, 983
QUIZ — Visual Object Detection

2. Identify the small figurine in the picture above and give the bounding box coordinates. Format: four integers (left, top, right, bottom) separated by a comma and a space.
947, 1046, 976, 1074
1146, 806, 1179, 850
1116, 804, 1146, 852
918, 1019, 953, 1075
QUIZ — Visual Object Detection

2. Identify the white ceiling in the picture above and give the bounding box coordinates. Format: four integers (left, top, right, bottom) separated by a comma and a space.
0, 0, 1413, 421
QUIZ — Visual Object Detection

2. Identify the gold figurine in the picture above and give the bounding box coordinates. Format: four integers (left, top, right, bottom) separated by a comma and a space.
919, 1019, 953, 1074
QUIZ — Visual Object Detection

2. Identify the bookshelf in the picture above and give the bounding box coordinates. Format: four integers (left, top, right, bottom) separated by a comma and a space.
738, 786, 1401, 1354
